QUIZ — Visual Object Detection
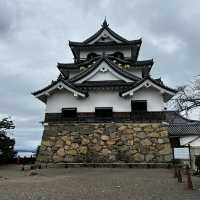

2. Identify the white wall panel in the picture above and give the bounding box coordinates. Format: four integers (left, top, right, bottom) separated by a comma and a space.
46, 87, 164, 113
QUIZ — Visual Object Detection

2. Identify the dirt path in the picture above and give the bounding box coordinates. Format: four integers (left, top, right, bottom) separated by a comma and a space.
0, 165, 200, 200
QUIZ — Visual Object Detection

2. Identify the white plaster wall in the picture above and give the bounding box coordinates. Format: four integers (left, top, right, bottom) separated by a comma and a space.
180, 136, 200, 147
45, 87, 164, 113
133, 87, 164, 111
87, 70, 121, 81
80, 49, 131, 59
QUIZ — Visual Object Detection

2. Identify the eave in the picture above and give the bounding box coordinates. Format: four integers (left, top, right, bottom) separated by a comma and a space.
120, 77, 178, 102
32, 79, 87, 103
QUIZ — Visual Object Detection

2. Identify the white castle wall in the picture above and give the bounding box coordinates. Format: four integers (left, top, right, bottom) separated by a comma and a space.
45, 87, 164, 113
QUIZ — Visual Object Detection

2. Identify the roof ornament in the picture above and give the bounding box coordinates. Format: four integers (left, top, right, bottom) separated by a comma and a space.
101, 17, 109, 28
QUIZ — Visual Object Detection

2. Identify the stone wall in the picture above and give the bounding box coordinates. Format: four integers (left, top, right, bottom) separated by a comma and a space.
37, 122, 172, 163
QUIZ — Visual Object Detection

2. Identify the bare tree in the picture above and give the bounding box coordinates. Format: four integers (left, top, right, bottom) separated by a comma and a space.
171, 76, 200, 117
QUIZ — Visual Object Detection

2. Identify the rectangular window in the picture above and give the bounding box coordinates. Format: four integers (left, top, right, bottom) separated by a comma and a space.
131, 100, 147, 112
62, 108, 77, 118
95, 107, 113, 118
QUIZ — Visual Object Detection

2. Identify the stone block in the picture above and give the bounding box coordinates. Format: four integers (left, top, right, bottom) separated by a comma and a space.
133, 153, 144, 162
141, 139, 152, 146
137, 132, 146, 139
101, 135, 109, 141
57, 148, 65, 157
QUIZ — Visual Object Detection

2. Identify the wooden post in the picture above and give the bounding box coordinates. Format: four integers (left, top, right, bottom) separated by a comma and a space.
186, 165, 193, 190
177, 168, 182, 183
188, 144, 192, 168
174, 166, 178, 178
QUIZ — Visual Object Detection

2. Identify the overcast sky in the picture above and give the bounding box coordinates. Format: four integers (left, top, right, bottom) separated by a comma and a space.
0, 0, 200, 150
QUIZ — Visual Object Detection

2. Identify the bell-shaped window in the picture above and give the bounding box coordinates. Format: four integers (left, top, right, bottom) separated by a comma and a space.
113, 52, 124, 60
87, 53, 98, 60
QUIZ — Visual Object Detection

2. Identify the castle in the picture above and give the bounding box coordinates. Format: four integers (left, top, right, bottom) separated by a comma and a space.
33, 20, 178, 163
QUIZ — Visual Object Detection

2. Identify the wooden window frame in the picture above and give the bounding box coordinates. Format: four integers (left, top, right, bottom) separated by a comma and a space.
61, 108, 77, 119
95, 107, 113, 119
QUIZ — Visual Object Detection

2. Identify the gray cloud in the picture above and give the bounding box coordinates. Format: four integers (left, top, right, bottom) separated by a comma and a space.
0, 0, 199, 150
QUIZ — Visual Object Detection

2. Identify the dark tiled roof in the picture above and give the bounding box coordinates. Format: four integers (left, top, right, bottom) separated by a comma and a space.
32, 79, 87, 96
69, 41, 142, 47
57, 56, 100, 70
119, 76, 177, 95
69, 19, 142, 45
168, 123, 200, 137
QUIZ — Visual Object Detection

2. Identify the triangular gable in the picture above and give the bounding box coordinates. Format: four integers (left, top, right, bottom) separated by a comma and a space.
70, 57, 140, 84
121, 78, 177, 102
88, 29, 122, 44
32, 80, 86, 103
83, 19, 129, 45
76, 61, 132, 83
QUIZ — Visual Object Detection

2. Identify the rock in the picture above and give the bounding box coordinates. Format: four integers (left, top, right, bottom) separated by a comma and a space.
160, 130, 168, 137
71, 143, 79, 149
128, 140, 133, 145
110, 132, 117, 138
55, 140, 64, 147
95, 129, 103, 134
149, 132, 160, 138
79, 146, 87, 154
92, 138, 98, 144
66, 149, 77, 156
57, 148, 65, 157
137, 132, 146, 139
158, 139, 164, 144
144, 127, 153, 132
61, 136, 69, 141
164, 154, 172, 161
119, 145, 129, 152
101, 135, 109, 141
64, 155, 74, 162
52, 155, 63, 162
64, 145, 70, 150
145, 154, 154, 162
133, 153, 144, 162
42, 140, 53, 147
118, 126, 126, 131
82, 138, 90, 145
107, 139, 116, 145
133, 127, 142, 131
126, 129, 134, 134
121, 135, 128, 142
141, 139, 152, 146
65, 140, 71, 146
94, 145, 102, 152
159, 144, 171, 155
152, 124, 160, 128
101, 149, 111, 156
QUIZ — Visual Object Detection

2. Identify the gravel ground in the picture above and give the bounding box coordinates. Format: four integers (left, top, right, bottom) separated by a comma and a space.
0, 165, 200, 200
